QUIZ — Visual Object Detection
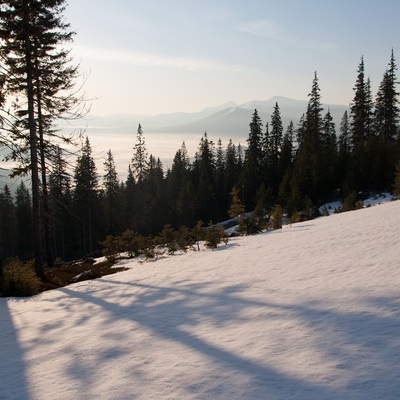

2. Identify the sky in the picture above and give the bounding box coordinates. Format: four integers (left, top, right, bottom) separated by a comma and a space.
64, 0, 400, 117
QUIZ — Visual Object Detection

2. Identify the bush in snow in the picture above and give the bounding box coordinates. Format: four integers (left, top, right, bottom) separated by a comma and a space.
0, 259, 41, 297
205, 222, 228, 249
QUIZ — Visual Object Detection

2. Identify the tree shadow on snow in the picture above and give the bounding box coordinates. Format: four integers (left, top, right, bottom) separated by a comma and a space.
0, 299, 30, 400
58, 281, 400, 399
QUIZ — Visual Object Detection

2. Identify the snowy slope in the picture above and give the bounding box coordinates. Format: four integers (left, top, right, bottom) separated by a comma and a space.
1, 201, 400, 399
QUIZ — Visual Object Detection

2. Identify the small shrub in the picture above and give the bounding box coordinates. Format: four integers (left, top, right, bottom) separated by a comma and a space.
340, 191, 363, 213
191, 220, 205, 251
1, 259, 42, 297
290, 210, 301, 224
176, 226, 193, 252
237, 214, 260, 235
271, 204, 284, 229
205, 222, 228, 249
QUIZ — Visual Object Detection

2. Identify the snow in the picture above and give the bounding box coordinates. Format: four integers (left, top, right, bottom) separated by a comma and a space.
1, 200, 400, 399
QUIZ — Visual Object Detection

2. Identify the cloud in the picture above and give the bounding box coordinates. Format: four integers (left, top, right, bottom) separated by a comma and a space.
237, 18, 339, 55
237, 19, 285, 39
72, 45, 261, 74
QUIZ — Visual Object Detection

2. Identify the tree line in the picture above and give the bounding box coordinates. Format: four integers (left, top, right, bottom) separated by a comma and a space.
0, 2, 399, 275
2, 51, 400, 266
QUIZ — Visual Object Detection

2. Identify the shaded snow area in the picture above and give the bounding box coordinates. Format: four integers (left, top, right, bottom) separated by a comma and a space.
1, 201, 400, 399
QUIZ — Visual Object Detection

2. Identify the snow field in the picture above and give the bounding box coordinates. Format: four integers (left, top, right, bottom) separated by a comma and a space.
1, 200, 399, 399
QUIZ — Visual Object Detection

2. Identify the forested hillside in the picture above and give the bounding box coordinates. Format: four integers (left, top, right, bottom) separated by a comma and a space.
0, 1, 399, 268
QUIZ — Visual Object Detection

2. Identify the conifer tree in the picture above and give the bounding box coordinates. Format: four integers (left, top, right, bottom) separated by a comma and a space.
292, 72, 324, 203
349, 57, 374, 191
0, 185, 17, 261
131, 124, 149, 183
49, 145, 73, 260
0, 0, 84, 277
338, 110, 352, 196
192, 132, 216, 222
103, 149, 120, 234
374, 49, 399, 145
280, 121, 294, 177
228, 186, 245, 219
15, 181, 33, 258
124, 165, 136, 229
224, 139, 239, 194
269, 102, 284, 191
241, 109, 264, 209
73, 136, 99, 255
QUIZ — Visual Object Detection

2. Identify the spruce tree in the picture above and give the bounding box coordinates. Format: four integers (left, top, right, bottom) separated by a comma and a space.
73, 136, 99, 255
192, 132, 216, 222
15, 181, 33, 258
292, 72, 324, 203
103, 149, 120, 234
131, 124, 149, 183
350, 56, 374, 191
0, 0, 84, 277
49, 145, 73, 260
0, 185, 17, 261
371, 50, 400, 189
240, 109, 264, 209
269, 102, 284, 191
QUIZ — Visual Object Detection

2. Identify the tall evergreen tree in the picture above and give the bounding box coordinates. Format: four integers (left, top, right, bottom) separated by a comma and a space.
338, 110, 352, 196
0, 0, 84, 277
269, 102, 284, 191
49, 145, 73, 260
292, 72, 324, 203
374, 49, 399, 144
15, 180, 33, 258
349, 56, 374, 191
240, 109, 264, 209
73, 136, 99, 255
131, 124, 149, 183
280, 120, 294, 176
224, 139, 239, 194
103, 149, 120, 234
192, 132, 216, 222
0, 185, 17, 262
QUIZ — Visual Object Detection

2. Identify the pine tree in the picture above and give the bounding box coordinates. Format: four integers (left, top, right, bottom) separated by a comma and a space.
349, 56, 375, 192
292, 72, 324, 203
0, 185, 17, 262
103, 149, 120, 234
0, 0, 84, 277
228, 186, 245, 219
280, 121, 294, 176
240, 109, 264, 209
192, 132, 216, 222
371, 50, 400, 190
374, 49, 399, 145
338, 110, 352, 196
321, 109, 337, 199
15, 181, 33, 258
49, 146, 73, 260
269, 102, 284, 191
73, 136, 99, 255
131, 124, 148, 183
124, 165, 136, 230
224, 139, 239, 194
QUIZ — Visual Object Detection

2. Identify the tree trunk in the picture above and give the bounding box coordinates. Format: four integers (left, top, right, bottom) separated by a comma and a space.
24, 5, 45, 280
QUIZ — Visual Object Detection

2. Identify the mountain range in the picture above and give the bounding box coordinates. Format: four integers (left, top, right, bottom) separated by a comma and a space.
1, 96, 350, 187
82, 96, 349, 139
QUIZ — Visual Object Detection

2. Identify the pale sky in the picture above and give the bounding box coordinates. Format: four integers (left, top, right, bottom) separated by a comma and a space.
65, 0, 399, 117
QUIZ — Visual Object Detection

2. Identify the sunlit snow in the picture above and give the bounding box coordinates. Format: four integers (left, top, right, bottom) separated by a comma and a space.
1, 199, 399, 399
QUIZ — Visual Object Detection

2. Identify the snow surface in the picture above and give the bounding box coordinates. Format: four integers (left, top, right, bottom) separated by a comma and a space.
1, 200, 400, 399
